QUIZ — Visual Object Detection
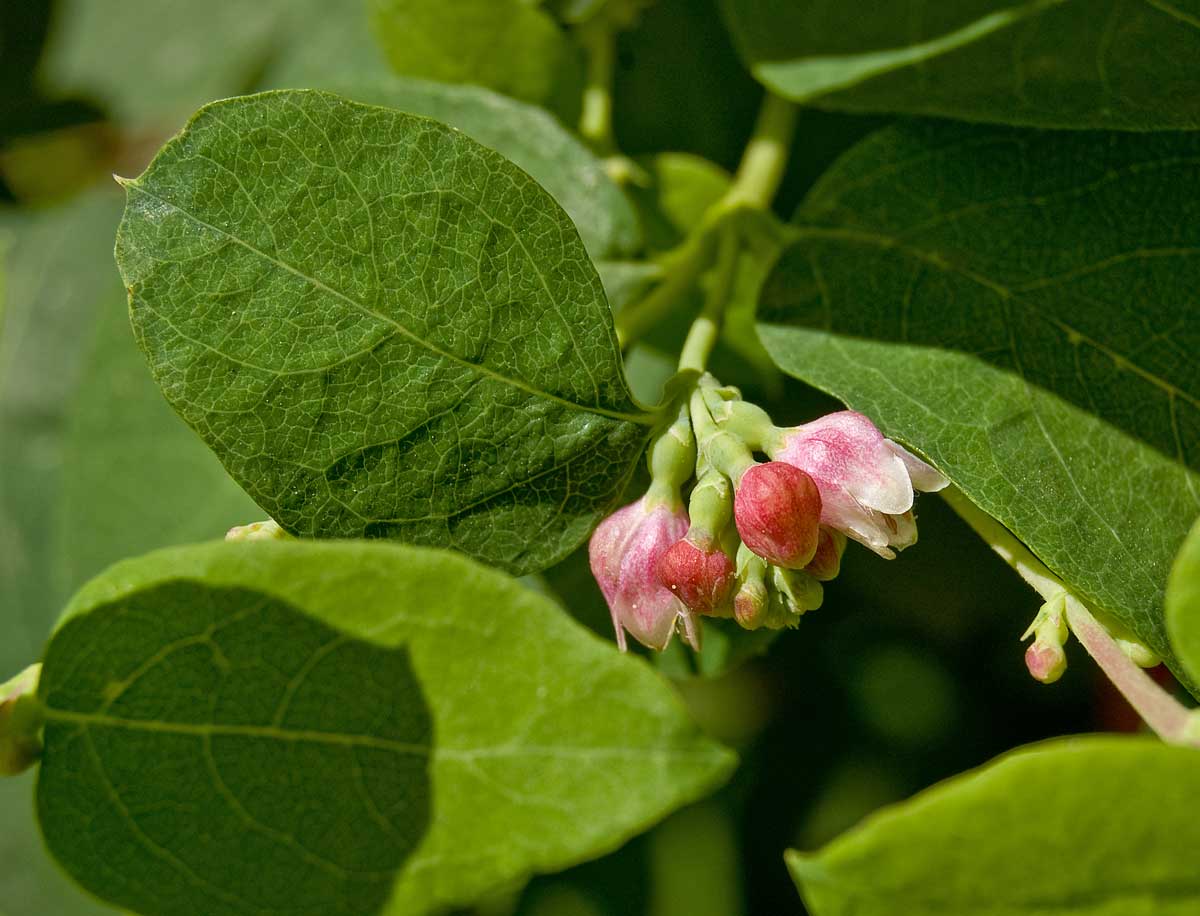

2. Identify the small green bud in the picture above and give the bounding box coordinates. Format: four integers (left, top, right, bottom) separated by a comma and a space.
732, 543, 770, 630
1116, 638, 1159, 669
768, 566, 824, 625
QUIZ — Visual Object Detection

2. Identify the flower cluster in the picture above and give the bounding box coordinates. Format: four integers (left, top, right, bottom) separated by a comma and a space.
589, 377, 948, 652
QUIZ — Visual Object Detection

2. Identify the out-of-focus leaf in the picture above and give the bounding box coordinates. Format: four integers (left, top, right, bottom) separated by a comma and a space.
789, 736, 1200, 915
720, 0, 1200, 130
41, 0, 381, 128
0, 192, 255, 916
1167, 514, 1200, 685
368, 0, 582, 121
37, 540, 736, 916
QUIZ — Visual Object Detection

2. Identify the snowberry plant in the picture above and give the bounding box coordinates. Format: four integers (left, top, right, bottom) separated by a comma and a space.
2, 0, 1200, 914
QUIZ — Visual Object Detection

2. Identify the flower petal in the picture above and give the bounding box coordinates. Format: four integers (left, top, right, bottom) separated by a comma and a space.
886, 440, 949, 493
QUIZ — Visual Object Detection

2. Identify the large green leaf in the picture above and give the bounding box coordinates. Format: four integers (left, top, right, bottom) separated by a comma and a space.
36, 540, 735, 916
368, 0, 582, 121
720, 0, 1200, 130
41, 0, 382, 128
264, 75, 639, 261
116, 90, 655, 576
1167, 515, 1200, 685
0, 194, 257, 916
757, 122, 1200, 689
788, 735, 1200, 915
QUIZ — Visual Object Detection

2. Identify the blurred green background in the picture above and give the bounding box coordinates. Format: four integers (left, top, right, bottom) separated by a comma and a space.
0, 2, 1126, 914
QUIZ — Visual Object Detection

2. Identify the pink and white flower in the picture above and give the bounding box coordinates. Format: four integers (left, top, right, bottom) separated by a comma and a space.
589, 496, 692, 651
771, 411, 947, 558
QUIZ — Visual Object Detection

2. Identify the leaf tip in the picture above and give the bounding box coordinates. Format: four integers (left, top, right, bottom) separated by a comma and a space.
113, 173, 135, 190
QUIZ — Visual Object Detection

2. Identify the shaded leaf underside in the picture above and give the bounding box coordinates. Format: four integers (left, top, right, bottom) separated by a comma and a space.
758, 122, 1200, 685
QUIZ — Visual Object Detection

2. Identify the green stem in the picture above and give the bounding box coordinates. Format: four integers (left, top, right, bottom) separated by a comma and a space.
678, 227, 739, 373
578, 16, 617, 153
941, 486, 1200, 747
724, 91, 797, 210
616, 230, 715, 348
613, 91, 796, 349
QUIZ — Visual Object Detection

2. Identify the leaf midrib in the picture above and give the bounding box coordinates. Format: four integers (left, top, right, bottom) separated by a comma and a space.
122, 183, 654, 427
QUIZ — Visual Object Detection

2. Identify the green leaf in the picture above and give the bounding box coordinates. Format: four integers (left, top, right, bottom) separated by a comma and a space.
0, 194, 258, 916
757, 122, 1200, 690
368, 0, 583, 121
41, 0, 383, 128
116, 90, 655, 576
720, 0, 1200, 130
787, 735, 1200, 916
1167, 515, 1200, 685
265, 74, 640, 261
37, 540, 735, 916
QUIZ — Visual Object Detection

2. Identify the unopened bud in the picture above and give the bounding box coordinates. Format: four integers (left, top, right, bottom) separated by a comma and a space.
657, 535, 737, 616
1022, 594, 1069, 684
1, 664, 43, 776
1116, 638, 1159, 669
734, 461, 821, 569
804, 527, 847, 581
768, 566, 824, 625
732, 543, 770, 630
1024, 640, 1067, 684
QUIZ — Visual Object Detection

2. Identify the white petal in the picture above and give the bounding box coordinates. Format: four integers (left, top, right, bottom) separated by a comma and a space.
886, 441, 949, 492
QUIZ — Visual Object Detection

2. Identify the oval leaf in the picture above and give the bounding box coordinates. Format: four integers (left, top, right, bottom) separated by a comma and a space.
788, 736, 1200, 915
757, 122, 1200, 689
720, 0, 1200, 130
115, 90, 655, 576
1167, 514, 1200, 685
37, 540, 736, 916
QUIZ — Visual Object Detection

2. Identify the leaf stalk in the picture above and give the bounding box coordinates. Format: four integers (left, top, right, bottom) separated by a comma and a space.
941, 485, 1200, 747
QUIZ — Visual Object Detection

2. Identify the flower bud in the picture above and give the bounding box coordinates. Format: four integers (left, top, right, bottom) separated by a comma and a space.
733, 461, 821, 569
768, 566, 824, 625
657, 535, 737, 616
589, 495, 692, 652
1022, 594, 1069, 684
732, 545, 770, 630
770, 411, 947, 559
1024, 640, 1067, 684
804, 526, 847, 581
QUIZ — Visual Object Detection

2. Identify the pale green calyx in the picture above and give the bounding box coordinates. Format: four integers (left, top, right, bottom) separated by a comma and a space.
687, 469, 734, 541
646, 402, 697, 507
1, 663, 44, 776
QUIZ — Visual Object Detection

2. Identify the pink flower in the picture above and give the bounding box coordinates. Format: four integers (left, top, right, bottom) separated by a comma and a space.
733, 461, 822, 569
589, 496, 691, 651
657, 534, 737, 616
771, 411, 947, 558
